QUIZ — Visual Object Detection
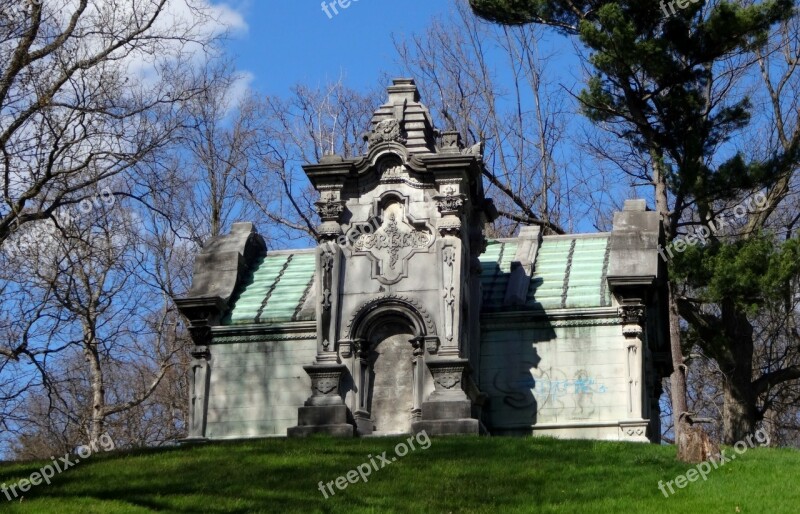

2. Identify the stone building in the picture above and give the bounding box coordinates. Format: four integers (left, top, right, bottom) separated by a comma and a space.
176, 79, 670, 442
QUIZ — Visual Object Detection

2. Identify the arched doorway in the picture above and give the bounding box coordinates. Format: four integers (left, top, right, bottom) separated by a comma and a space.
346, 296, 438, 436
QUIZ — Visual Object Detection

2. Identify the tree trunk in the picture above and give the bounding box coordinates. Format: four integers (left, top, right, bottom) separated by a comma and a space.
667, 282, 692, 456
722, 375, 757, 444
84, 326, 106, 448
721, 303, 757, 444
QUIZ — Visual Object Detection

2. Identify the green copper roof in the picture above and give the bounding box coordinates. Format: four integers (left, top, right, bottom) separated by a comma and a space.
479, 235, 611, 311
223, 251, 315, 325
479, 241, 518, 307
223, 234, 611, 325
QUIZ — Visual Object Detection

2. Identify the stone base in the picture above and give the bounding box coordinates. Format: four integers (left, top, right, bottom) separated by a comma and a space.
287, 424, 355, 437
412, 418, 486, 436
177, 436, 209, 445
355, 415, 374, 436
421, 399, 471, 420
287, 404, 354, 438
297, 405, 348, 425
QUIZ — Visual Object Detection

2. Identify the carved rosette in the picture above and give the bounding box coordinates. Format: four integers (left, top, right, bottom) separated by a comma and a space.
304, 364, 347, 406
315, 192, 345, 241
618, 304, 646, 339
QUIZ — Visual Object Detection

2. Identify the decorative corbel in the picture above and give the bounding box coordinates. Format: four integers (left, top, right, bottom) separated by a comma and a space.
315, 190, 346, 242
618, 303, 646, 339
433, 185, 466, 237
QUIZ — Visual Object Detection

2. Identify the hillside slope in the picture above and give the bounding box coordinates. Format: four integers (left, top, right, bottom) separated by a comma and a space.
1, 436, 798, 513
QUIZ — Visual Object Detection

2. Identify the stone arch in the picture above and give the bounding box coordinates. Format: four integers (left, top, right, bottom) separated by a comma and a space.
345, 296, 437, 435
346, 294, 436, 341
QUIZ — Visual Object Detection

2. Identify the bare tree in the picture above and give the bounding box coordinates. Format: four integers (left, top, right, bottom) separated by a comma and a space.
237, 80, 381, 243
394, 0, 601, 235
0, 0, 233, 363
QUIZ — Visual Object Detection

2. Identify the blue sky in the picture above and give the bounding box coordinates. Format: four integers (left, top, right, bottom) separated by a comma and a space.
226, 0, 453, 95
216, 1, 622, 236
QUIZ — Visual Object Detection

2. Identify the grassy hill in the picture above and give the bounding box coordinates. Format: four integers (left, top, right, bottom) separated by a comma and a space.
1, 435, 798, 513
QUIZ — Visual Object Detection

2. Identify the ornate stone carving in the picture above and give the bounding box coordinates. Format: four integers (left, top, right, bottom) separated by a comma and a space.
434, 186, 466, 215
426, 358, 470, 401
434, 186, 466, 237
316, 193, 345, 221
618, 304, 646, 338
368, 118, 407, 146
355, 214, 431, 268
440, 131, 463, 154
424, 335, 440, 354
377, 158, 407, 183
434, 367, 463, 389
316, 242, 341, 364
346, 294, 437, 338
320, 250, 334, 311
314, 375, 338, 394
353, 202, 433, 284
304, 364, 347, 406
338, 339, 353, 358
442, 246, 457, 342
618, 304, 645, 325
314, 192, 345, 241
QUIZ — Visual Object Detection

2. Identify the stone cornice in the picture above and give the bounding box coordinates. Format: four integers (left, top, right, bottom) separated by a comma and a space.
480, 307, 621, 328
210, 321, 317, 343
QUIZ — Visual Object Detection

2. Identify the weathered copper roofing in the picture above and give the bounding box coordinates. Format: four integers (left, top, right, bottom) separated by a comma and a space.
223, 234, 612, 326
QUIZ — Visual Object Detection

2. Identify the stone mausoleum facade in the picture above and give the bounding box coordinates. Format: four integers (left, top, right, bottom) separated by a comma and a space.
176, 79, 670, 442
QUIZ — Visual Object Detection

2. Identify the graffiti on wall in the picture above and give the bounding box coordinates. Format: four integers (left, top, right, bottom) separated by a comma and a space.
493, 367, 608, 420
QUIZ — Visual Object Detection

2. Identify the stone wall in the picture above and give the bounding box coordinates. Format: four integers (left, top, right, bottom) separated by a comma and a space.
480, 317, 648, 440
204, 338, 316, 438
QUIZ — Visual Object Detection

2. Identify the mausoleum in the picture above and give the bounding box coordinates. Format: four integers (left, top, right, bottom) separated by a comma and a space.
176, 79, 670, 442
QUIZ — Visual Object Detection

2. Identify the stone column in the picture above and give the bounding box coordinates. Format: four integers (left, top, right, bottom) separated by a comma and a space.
288, 187, 354, 437
619, 302, 646, 417
433, 180, 466, 357
175, 297, 227, 442
410, 337, 425, 421
188, 345, 211, 440
352, 339, 373, 435
618, 301, 649, 442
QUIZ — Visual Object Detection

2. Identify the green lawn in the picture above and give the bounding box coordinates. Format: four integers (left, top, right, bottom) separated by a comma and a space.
0, 435, 798, 513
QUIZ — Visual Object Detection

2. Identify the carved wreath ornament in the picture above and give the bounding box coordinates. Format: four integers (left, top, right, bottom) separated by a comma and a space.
312, 373, 340, 395
434, 367, 463, 389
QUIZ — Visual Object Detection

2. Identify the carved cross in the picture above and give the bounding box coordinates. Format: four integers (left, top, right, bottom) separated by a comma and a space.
353, 206, 432, 284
